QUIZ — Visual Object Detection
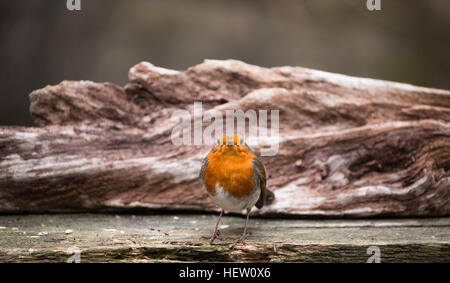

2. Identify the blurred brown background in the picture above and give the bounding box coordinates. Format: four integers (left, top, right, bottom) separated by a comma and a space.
1, 0, 449, 126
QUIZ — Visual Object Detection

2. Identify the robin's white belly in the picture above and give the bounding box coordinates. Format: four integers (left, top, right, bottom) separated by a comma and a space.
208, 183, 260, 213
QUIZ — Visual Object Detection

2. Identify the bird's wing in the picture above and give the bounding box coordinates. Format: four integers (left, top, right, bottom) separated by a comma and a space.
253, 156, 269, 209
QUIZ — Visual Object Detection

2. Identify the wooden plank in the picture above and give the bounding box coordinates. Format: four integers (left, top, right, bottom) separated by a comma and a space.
0, 214, 448, 262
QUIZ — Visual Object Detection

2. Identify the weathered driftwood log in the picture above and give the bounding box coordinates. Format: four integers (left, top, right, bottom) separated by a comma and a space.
0, 60, 449, 216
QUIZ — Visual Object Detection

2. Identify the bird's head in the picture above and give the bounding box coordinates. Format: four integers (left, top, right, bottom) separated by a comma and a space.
214, 135, 250, 154
217, 135, 245, 146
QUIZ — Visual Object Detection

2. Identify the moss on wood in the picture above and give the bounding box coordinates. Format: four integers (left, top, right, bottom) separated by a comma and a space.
0, 214, 448, 262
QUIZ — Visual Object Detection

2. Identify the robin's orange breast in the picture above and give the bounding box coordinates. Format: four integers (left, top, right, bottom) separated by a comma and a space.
203, 145, 256, 199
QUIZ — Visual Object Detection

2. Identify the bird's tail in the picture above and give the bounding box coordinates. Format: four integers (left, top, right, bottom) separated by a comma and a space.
265, 189, 275, 205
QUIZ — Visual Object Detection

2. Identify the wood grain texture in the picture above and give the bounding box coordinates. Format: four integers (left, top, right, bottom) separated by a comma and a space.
0, 214, 448, 263
0, 59, 449, 216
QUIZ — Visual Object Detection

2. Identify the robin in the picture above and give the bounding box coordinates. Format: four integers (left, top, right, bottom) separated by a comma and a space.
200, 135, 274, 248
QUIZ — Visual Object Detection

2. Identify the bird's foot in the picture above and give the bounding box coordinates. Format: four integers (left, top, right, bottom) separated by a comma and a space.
210, 229, 221, 244
202, 229, 221, 244
230, 233, 248, 249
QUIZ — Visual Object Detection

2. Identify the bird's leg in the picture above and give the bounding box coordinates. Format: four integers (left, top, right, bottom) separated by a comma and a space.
231, 209, 251, 249
206, 209, 223, 244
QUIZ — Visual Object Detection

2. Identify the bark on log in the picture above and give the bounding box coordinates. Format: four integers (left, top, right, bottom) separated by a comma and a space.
0, 60, 449, 216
